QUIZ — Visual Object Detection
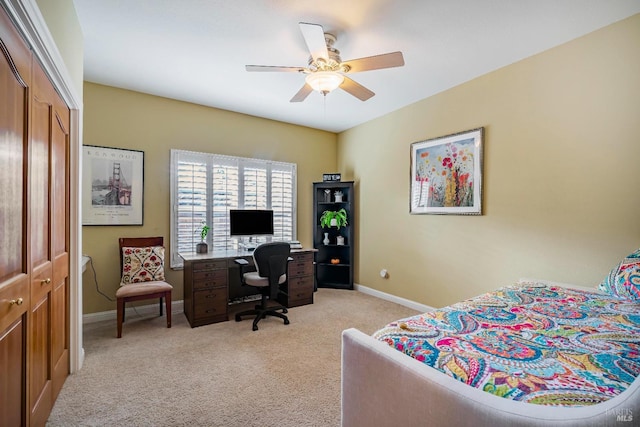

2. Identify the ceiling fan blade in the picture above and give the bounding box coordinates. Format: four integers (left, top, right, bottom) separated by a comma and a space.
299, 22, 328, 62
246, 65, 305, 73
290, 83, 313, 102
342, 51, 405, 73
340, 76, 375, 101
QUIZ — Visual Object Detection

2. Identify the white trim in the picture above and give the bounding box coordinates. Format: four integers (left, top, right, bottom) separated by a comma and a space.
354, 283, 435, 313
83, 300, 184, 324
69, 109, 83, 371
3, 0, 81, 107
356, 280, 599, 316
3, 0, 84, 372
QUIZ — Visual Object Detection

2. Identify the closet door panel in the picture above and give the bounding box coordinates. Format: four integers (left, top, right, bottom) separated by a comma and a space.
30, 94, 51, 277
28, 295, 50, 427
52, 112, 69, 280
0, 8, 31, 427
0, 68, 26, 283
0, 318, 26, 426
29, 63, 54, 427
50, 278, 67, 399
50, 100, 69, 400
0, 11, 29, 289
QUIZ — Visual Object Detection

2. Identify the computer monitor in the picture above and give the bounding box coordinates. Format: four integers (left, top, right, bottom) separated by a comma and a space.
229, 209, 274, 237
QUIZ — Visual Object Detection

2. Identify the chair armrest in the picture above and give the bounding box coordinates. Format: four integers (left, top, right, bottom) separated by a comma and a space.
234, 258, 251, 285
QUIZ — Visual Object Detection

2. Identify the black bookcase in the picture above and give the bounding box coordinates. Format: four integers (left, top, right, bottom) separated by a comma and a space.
313, 181, 354, 289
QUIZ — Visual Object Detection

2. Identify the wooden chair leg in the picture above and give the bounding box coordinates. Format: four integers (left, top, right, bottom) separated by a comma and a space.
165, 291, 172, 328
159, 297, 163, 316
117, 297, 125, 338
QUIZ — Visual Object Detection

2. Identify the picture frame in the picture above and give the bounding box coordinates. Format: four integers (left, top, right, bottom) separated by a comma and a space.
82, 145, 144, 225
410, 127, 483, 215
322, 173, 342, 182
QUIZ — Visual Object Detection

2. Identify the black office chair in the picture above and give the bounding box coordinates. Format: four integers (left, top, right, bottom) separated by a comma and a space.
235, 242, 292, 331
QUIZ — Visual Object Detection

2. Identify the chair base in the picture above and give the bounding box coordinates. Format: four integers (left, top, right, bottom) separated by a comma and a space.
235, 302, 289, 331
116, 290, 172, 338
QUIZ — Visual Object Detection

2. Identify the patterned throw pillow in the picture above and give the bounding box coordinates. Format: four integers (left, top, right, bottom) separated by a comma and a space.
121, 246, 165, 284
598, 248, 640, 301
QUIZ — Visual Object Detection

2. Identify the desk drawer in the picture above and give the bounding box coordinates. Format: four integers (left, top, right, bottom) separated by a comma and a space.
194, 288, 228, 318
291, 252, 313, 263
288, 275, 313, 291
287, 275, 314, 304
284, 276, 313, 307
193, 269, 227, 289
192, 260, 227, 271
288, 259, 313, 277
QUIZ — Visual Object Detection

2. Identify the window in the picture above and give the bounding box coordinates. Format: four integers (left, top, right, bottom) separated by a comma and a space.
170, 149, 297, 268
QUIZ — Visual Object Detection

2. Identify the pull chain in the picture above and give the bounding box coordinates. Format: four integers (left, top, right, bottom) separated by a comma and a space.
323, 93, 327, 120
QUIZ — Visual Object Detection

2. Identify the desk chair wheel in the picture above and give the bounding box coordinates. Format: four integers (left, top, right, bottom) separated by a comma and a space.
283, 308, 288, 314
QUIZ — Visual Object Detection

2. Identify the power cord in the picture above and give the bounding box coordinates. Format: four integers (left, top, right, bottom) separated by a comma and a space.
86, 255, 114, 302
85, 255, 144, 317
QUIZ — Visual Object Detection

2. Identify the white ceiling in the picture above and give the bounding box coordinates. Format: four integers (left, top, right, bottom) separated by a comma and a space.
72, 1, 640, 133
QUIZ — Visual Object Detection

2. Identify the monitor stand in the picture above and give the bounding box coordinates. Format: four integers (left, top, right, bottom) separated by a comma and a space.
239, 237, 257, 252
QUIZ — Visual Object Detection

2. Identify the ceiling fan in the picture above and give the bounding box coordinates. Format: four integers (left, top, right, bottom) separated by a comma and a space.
246, 22, 405, 102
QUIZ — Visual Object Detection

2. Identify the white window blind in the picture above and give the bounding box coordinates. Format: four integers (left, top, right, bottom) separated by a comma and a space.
170, 149, 297, 268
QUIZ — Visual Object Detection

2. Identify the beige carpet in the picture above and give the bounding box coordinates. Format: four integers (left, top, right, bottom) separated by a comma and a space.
47, 288, 418, 427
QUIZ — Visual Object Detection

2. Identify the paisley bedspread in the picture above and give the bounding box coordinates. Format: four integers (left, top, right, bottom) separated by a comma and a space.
372, 281, 640, 406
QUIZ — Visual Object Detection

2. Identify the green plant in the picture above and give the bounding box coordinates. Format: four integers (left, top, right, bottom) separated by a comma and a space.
197, 222, 210, 241
320, 208, 348, 229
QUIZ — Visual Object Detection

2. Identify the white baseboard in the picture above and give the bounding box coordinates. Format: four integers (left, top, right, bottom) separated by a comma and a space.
83, 300, 184, 324
354, 284, 434, 313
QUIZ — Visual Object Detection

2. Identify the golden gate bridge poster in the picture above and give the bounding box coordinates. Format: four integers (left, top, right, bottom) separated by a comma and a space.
82, 146, 144, 225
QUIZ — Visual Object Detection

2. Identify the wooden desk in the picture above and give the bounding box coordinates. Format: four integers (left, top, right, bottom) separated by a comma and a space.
179, 248, 315, 328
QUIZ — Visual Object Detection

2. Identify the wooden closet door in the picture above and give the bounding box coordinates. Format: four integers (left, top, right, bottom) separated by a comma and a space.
1, 7, 71, 426
29, 60, 54, 427
49, 69, 70, 403
29, 60, 70, 426
0, 9, 31, 427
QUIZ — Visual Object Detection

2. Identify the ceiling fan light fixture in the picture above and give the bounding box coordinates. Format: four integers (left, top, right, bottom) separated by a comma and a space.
305, 71, 344, 95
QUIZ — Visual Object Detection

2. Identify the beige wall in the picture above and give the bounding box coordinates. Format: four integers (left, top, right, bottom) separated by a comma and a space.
82, 14, 640, 315
338, 14, 640, 308
82, 82, 337, 314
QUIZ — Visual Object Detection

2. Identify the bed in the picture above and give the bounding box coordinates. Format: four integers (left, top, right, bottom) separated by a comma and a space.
341, 250, 640, 426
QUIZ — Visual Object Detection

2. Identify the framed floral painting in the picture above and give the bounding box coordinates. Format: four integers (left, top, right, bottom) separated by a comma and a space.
410, 127, 483, 215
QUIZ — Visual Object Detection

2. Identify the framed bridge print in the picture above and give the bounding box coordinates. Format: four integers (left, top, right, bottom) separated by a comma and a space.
410, 127, 483, 215
82, 145, 144, 225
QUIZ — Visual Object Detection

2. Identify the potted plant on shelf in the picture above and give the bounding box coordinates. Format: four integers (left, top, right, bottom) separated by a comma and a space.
320, 208, 348, 229
196, 222, 210, 254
